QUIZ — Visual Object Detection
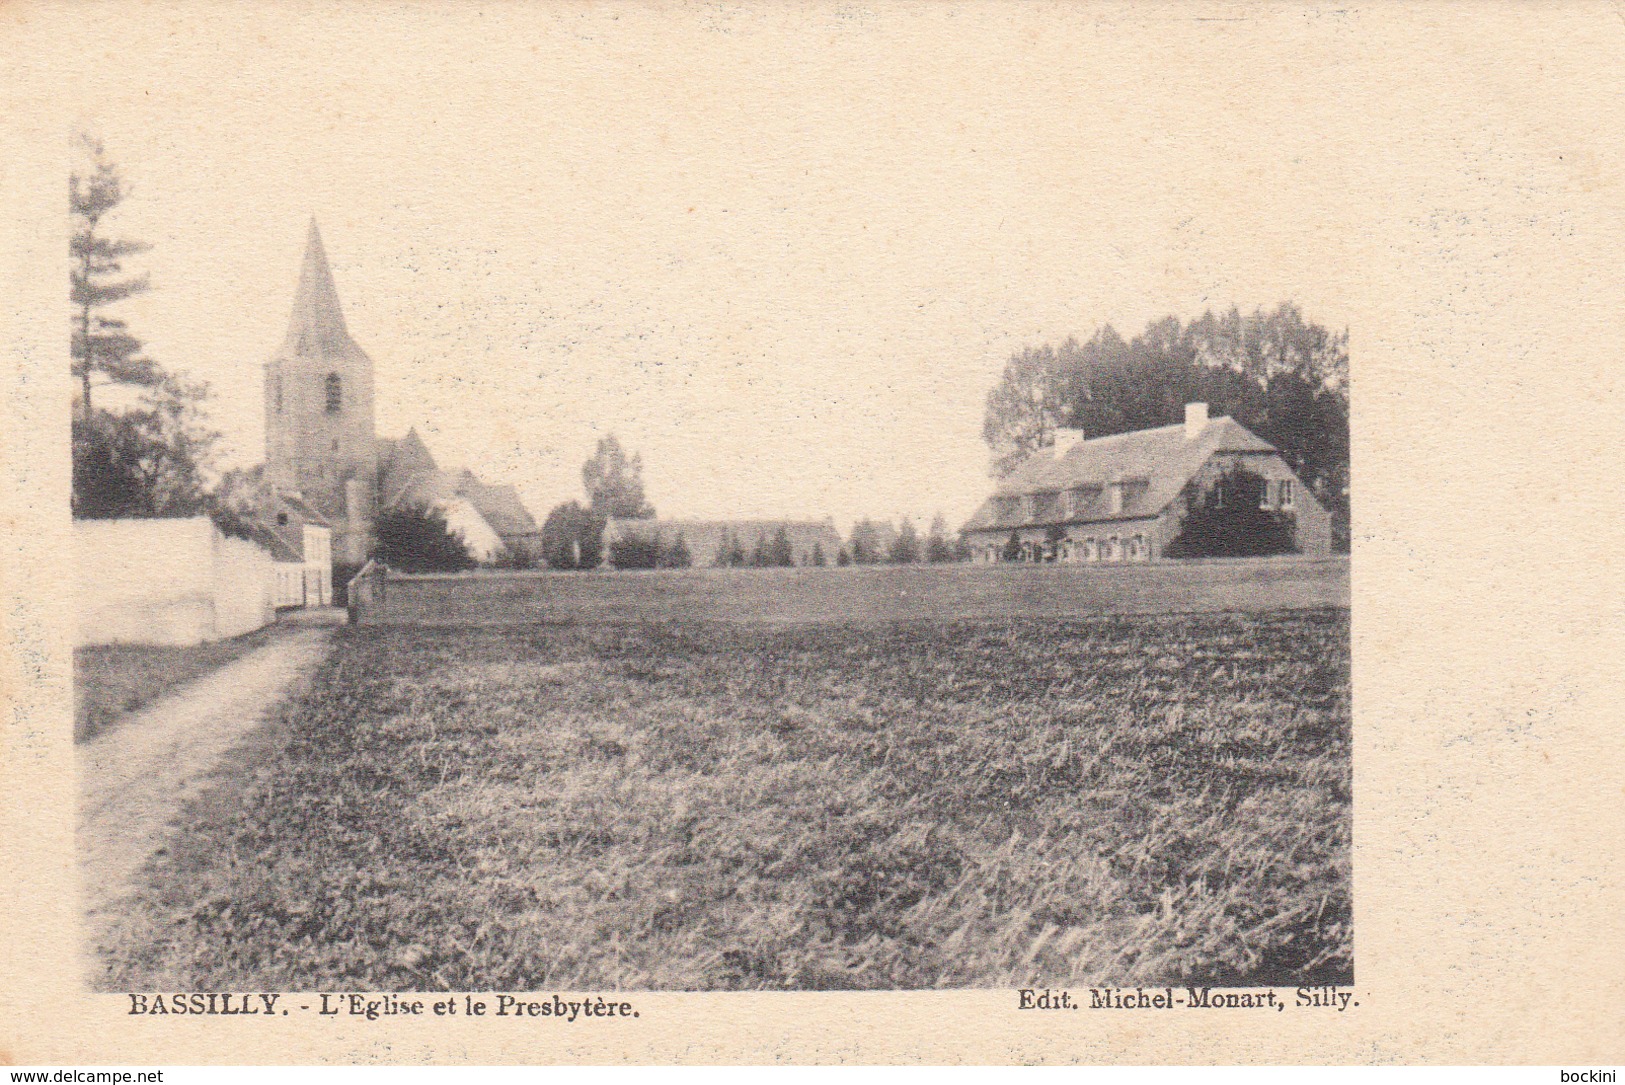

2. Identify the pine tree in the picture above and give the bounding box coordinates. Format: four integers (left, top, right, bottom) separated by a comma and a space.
665, 532, 692, 568
926, 513, 954, 563
70, 135, 161, 418
768, 525, 795, 567
889, 517, 920, 564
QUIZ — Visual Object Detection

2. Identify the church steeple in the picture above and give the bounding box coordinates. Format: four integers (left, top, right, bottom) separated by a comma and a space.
283, 218, 351, 356
264, 218, 379, 564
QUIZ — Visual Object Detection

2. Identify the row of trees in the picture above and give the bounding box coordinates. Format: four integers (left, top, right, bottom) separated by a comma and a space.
982, 304, 1349, 549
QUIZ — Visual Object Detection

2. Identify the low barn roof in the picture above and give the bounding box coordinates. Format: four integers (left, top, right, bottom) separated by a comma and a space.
604, 518, 844, 562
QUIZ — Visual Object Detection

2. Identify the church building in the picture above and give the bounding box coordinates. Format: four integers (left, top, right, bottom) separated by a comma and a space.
261, 221, 540, 567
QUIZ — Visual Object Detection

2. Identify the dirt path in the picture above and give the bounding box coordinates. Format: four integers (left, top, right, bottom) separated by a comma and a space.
77, 623, 336, 967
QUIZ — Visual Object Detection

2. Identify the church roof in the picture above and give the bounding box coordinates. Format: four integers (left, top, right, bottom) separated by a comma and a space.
281, 219, 363, 358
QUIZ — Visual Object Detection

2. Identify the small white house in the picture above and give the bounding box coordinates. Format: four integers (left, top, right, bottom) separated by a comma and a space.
248, 491, 335, 608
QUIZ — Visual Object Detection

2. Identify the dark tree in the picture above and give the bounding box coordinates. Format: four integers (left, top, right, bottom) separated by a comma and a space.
373, 503, 475, 573
664, 533, 692, 569
582, 433, 655, 520
540, 500, 604, 569
608, 530, 664, 570
1043, 524, 1067, 562
1165, 464, 1299, 558
848, 519, 883, 565
889, 517, 920, 564
925, 514, 954, 563
749, 533, 769, 568
71, 376, 220, 519
810, 541, 826, 567
836, 547, 851, 567
767, 526, 795, 567
71, 136, 161, 419
1002, 531, 1023, 563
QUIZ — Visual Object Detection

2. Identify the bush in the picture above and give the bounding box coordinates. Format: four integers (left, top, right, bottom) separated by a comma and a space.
541, 501, 605, 570
331, 562, 366, 607
609, 531, 664, 570
373, 504, 475, 573
1166, 465, 1299, 559
663, 533, 692, 569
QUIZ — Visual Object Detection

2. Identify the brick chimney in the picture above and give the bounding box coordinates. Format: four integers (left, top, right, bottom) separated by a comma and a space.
1185, 402, 1209, 440
1053, 427, 1087, 457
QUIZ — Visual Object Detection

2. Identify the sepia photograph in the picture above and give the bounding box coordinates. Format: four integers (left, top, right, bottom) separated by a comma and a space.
64, 9, 1350, 996
5, 0, 1622, 1069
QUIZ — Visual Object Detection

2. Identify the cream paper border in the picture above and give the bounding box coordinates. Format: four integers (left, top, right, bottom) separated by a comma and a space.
4, 0, 1624, 1066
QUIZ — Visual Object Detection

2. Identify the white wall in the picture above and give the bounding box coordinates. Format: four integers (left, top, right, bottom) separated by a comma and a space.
75, 518, 274, 646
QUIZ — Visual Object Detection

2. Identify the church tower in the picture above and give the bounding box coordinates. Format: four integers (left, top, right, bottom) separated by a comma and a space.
264, 220, 379, 563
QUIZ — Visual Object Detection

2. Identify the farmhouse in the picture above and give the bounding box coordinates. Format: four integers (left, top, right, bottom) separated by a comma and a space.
960, 403, 1331, 564
601, 518, 846, 567
261, 220, 540, 565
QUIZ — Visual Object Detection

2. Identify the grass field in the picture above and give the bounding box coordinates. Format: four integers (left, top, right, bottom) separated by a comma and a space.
99, 608, 1351, 991
74, 625, 285, 744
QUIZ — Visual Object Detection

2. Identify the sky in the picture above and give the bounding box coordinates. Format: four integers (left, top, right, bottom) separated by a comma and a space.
70, 3, 1368, 533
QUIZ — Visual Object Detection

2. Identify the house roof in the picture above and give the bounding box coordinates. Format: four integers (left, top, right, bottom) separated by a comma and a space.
243, 522, 303, 563
269, 489, 332, 528
963, 416, 1279, 532
604, 518, 844, 562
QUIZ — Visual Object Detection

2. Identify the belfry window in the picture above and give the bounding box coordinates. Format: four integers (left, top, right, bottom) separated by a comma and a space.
325, 373, 343, 414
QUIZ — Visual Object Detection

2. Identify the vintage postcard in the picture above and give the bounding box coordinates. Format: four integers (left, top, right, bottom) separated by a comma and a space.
2, 0, 1621, 1068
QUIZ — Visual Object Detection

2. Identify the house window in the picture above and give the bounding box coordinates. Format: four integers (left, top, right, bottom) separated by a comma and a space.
325, 373, 343, 414
276, 512, 288, 526
1084, 537, 1097, 562
1106, 535, 1121, 562
1261, 479, 1275, 509
1280, 479, 1294, 509
1132, 533, 1148, 561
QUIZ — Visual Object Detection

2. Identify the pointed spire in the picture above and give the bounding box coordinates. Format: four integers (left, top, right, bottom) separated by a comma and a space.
283, 218, 351, 355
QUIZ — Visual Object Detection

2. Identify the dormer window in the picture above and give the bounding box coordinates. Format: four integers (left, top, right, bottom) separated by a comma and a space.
325, 373, 343, 414
1280, 479, 1294, 509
